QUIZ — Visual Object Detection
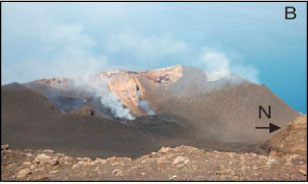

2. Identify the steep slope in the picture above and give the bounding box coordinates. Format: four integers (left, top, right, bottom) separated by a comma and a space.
157, 83, 299, 143
1, 83, 60, 119
1, 84, 203, 158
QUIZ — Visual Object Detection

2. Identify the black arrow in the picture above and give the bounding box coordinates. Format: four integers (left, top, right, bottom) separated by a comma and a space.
256, 123, 281, 133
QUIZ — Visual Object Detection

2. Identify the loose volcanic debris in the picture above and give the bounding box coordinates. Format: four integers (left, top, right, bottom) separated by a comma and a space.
1, 145, 306, 181
262, 115, 307, 159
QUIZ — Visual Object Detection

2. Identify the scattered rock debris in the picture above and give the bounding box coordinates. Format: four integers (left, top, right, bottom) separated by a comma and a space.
1, 145, 306, 181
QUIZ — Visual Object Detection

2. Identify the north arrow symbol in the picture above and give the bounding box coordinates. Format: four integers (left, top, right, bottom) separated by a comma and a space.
256, 123, 281, 133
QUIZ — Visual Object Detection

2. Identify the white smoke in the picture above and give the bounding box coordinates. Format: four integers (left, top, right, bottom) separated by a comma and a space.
71, 75, 135, 120
138, 100, 155, 115
201, 51, 230, 82
200, 48, 260, 84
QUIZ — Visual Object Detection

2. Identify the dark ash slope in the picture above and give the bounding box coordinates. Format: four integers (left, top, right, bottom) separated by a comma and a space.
157, 83, 299, 143
2, 83, 266, 159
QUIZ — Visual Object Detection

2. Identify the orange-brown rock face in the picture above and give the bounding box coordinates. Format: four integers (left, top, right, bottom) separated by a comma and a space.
108, 73, 145, 115
262, 115, 307, 158
28, 65, 185, 116
139, 65, 183, 85
32, 77, 72, 88
99, 65, 183, 115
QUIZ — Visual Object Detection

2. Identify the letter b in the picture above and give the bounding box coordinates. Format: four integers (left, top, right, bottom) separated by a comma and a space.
285, 6, 296, 20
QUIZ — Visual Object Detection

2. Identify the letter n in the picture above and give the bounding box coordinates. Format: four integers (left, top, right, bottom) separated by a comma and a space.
259, 105, 271, 119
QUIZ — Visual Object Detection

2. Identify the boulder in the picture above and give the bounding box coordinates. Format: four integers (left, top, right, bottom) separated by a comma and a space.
17, 168, 31, 179
262, 115, 307, 158
1, 144, 9, 151
34, 153, 59, 165
172, 156, 190, 167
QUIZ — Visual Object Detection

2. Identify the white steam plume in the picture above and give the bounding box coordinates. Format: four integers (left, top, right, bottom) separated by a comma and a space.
200, 48, 260, 84
201, 51, 230, 82
138, 100, 155, 115
71, 75, 135, 120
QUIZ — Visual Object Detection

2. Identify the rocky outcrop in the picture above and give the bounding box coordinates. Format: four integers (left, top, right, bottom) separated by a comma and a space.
29, 77, 72, 88
139, 65, 183, 85
2, 145, 306, 181
26, 65, 185, 116
262, 115, 307, 159
31, 77, 72, 88
107, 73, 145, 115
100, 65, 183, 115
